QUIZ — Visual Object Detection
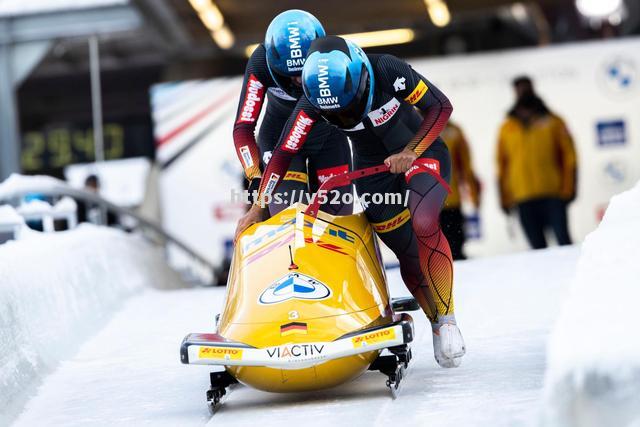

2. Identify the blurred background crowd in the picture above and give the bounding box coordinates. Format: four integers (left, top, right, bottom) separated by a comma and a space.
1, 0, 639, 278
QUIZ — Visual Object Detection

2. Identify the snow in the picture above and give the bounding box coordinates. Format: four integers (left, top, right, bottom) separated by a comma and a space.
0, 174, 64, 200
542, 182, 640, 426
11, 246, 580, 426
0, 225, 183, 426
0, 204, 24, 225
52, 196, 77, 213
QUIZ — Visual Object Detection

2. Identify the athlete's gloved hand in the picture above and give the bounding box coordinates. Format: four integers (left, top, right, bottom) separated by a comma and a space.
384, 148, 418, 174
235, 204, 268, 242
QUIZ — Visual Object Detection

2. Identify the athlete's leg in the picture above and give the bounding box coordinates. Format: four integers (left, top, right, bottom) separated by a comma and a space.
404, 140, 465, 368
307, 127, 353, 215
356, 173, 427, 307
404, 141, 454, 321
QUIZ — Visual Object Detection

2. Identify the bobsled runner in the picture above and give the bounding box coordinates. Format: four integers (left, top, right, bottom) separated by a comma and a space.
181, 165, 432, 412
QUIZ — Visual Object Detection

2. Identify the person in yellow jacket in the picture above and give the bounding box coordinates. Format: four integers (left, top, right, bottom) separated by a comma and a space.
440, 122, 481, 260
497, 92, 577, 249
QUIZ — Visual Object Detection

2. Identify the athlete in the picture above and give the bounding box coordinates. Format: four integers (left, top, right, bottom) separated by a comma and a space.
233, 10, 352, 216
237, 36, 465, 368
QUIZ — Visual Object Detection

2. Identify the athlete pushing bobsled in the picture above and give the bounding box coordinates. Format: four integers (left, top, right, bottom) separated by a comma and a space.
232, 10, 352, 216
236, 34, 466, 368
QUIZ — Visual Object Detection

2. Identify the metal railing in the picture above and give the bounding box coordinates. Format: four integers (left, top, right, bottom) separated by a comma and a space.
0, 182, 217, 286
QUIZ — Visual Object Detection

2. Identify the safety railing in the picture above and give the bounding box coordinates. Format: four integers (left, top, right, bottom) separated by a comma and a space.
0, 181, 216, 286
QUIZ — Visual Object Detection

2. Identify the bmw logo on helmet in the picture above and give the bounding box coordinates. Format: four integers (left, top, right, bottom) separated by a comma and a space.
265, 10, 325, 95
302, 36, 375, 129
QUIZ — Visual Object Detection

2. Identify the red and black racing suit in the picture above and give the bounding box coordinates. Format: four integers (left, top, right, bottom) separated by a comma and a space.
255, 53, 454, 322
232, 44, 352, 215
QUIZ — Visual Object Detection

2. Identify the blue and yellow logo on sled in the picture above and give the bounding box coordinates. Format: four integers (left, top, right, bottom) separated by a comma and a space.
259, 272, 332, 305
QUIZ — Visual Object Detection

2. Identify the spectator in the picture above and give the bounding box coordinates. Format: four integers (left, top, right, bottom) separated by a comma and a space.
84, 174, 100, 193
440, 122, 481, 260
497, 77, 577, 249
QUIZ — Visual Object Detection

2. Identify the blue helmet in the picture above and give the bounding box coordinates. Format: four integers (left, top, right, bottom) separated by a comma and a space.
302, 36, 375, 129
264, 10, 325, 96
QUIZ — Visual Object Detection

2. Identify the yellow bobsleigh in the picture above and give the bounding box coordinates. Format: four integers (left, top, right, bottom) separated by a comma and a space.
181, 166, 420, 410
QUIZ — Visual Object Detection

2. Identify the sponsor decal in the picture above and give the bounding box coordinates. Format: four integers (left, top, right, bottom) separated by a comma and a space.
599, 57, 637, 98
283, 111, 315, 152
286, 23, 305, 72
237, 74, 265, 123
603, 160, 627, 185
404, 80, 428, 105
302, 220, 355, 243
317, 164, 349, 184
596, 120, 626, 146
258, 272, 332, 305
198, 346, 243, 360
266, 343, 325, 359
303, 237, 348, 255
268, 87, 297, 101
393, 76, 406, 92
371, 209, 411, 233
263, 150, 272, 165
243, 218, 295, 252
352, 328, 396, 348
244, 233, 294, 265
280, 322, 308, 336
284, 171, 308, 183
464, 212, 482, 240
239, 145, 254, 168
264, 172, 281, 196
368, 98, 401, 127
316, 59, 340, 108
405, 158, 440, 182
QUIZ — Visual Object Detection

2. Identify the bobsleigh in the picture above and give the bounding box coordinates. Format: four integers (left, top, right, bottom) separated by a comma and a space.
181, 165, 423, 411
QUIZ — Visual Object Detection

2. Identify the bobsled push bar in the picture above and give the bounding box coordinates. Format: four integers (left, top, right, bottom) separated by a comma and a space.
181, 313, 414, 370
304, 162, 451, 218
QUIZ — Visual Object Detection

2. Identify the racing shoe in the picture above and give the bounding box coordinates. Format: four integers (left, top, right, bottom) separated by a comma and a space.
431, 315, 466, 368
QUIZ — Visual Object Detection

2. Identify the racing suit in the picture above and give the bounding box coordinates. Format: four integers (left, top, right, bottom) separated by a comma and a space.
256, 53, 454, 322
232, 44, 352, 215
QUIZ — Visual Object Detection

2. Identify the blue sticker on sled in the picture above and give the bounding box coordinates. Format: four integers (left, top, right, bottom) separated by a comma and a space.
259, 272, 332, 304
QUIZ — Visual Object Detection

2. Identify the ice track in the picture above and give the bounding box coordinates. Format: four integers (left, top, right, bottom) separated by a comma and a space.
13, 246, 579, 427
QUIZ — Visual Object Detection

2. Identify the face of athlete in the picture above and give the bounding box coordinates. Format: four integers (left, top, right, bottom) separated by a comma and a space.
291, 76, 302, 86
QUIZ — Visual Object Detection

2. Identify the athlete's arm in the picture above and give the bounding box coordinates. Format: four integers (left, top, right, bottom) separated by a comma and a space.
255, 97, 320, 205
378, 55, 453, 157
232, 46, 270, 192
235, 98, 319, 238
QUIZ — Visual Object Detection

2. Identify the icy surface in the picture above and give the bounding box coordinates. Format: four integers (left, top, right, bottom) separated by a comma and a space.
543, 182, 640, 427
12, 246, 579, 426
0, 226, 182, 425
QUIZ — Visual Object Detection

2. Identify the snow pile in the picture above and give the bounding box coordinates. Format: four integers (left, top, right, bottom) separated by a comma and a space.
0, 173, 65, 200
0, 225, 183, 425
542, 182, 640, 426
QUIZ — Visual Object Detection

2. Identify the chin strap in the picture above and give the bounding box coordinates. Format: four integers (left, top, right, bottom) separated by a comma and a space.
304, 162, 451, 219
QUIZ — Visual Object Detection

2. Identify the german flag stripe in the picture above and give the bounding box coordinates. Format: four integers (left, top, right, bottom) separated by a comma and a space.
280, 322, 308, 335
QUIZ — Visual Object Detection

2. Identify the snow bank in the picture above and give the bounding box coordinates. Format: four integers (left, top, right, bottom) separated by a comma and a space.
0, 225, 183, 425
0, 173, 64, 200
542, 182, 640, 426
